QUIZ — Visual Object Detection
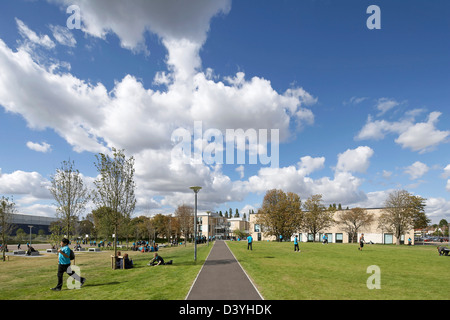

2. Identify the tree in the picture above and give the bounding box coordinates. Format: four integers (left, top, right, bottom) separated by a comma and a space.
409, 195, 430, 229
93, 148, 136, 265
337, 207, 374, 243
302, 194, 335, 242
378, 190, 427, 245
50, 160, 89, 240
175, 205, 194, 245
256, 189, 303, 241
152, 214, 170, 241
0, 196, 16, 262
438, 219, 448, 237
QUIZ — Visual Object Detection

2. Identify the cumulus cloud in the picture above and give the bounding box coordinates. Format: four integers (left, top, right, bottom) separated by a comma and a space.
356, 111, 449, 153
336, 146, 374, 173
395, 112, 449, 153
404, 161, 429, 180
26, 141, 52, 153
0, 170, 52, 199
443, 164, 450, 192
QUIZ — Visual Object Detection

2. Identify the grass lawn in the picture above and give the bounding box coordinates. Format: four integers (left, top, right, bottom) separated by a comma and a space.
227, 241, 450, 300
0, 243, 212, 300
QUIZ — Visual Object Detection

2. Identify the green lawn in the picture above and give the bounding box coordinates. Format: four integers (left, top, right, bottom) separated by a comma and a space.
0, 243, 211, 300
1, 241, 449, 300
227, 241, 450, 300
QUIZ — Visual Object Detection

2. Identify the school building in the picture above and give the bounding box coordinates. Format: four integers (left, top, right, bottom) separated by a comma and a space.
248, 208, 415, 245
196, 211, 250, 240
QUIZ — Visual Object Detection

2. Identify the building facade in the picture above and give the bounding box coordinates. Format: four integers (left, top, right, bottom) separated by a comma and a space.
249, 208, 415, 245
8, 213, 59, 236
196, 211, 249, 240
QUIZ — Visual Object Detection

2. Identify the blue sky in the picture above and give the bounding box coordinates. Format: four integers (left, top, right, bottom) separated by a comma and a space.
0, 0, 449, 224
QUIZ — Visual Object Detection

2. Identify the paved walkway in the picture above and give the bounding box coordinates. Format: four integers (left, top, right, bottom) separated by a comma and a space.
186, 240, 263, 300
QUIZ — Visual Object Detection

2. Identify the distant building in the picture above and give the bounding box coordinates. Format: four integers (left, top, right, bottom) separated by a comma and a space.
196, 211, 249, 240
8, 213, 59, 236
249, 208, 415, 245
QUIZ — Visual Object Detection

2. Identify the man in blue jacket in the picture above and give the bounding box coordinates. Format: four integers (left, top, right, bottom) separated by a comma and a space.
247, 235, 253, 250
51, 238, 85, 291
294, 235, 300, 252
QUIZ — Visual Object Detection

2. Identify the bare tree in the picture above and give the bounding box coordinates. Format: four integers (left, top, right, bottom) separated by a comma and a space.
0, 196, 16, 261
50, 160, 89, 240
302, 194, 335, 242
93, 148, 136, 267
337, 207, 374, 243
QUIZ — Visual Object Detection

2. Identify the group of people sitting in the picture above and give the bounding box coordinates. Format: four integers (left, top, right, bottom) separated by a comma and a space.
131, 240, 159, 253
115, 251, 173, 269
115, 251, 134, 269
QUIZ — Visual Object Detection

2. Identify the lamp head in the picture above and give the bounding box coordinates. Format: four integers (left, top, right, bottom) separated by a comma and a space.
190, 186, 202, 193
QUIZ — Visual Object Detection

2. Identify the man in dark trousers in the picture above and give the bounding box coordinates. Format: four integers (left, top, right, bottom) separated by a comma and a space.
294, 235, 300, 252
247, 235, 253, 250
51, 238, 85, 291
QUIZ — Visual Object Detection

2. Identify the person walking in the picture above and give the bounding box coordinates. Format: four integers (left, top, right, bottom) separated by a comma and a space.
358, 233, 365, 251
51, 238, 85, 291
294, 235, 300, 252
247, 235, 253, 250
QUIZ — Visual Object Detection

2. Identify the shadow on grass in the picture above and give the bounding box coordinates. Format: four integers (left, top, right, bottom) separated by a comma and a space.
84, 281, 121, 287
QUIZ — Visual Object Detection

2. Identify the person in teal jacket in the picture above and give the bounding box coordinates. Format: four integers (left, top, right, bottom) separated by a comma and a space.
51, 238, 85, 291
294, 235, 300, 252
247, 235, 253, 250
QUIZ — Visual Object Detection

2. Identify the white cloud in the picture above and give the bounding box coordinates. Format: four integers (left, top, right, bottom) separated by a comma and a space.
404, 161, 429, 180
425, 197, 450, 223
336, 146, 374, 173
395, 112, 449, 153
443, 165, 450, 192
344, 96, 368, 105
49, 25, 76, 47
375, 98, 400, 115
382, 170, 392, 179
26, 141, 52, 153
356, 111, 449, 153
236, 165, 245, 179
16, 18, 56, 49
443, 164, 450, 178
0, 170, 52, 199
49, 0, 231, 54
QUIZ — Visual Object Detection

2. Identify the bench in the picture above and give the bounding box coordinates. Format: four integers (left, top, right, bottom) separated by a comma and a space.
13, 250, 26, 255
88, 248, 101, 252
76, 248, 86, 252
29, 251, 40, 256
47, 249, 58, 253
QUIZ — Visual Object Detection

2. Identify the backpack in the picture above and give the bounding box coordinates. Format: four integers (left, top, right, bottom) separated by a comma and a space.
69, 249, 75, 260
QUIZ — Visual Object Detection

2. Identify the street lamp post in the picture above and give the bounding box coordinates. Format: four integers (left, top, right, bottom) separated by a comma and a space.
190, 186, 202, 261
207, 211, 210, 247
28, 225, 33, 246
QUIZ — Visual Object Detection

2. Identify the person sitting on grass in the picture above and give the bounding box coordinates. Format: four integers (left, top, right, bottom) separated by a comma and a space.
147, 252, 172, 266
437, 246, 450, 256
123, 253, 133, 269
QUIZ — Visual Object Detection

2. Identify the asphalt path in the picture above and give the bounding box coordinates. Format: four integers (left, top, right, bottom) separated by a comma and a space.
186, 240, 263, 300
